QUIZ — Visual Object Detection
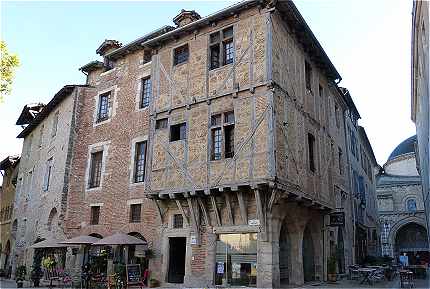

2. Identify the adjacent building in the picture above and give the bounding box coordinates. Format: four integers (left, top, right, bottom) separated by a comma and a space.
12, 85, 85, 274
411, 0, 430, 245
376, 135, 429, 264
0, 155, 20, 277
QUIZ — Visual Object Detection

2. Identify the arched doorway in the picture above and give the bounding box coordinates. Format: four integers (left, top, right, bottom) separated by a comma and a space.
394, 222, 429, 264
279, 222, 291, 285
302, 225, 315, 282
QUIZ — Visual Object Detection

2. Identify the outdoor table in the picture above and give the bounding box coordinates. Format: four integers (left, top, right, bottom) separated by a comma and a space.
357, 268, 376, 285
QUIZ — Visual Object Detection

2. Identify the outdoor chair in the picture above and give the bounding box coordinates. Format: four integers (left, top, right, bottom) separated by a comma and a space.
348, 266, 360, 280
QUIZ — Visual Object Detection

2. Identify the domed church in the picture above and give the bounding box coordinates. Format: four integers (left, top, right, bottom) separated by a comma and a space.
376, 135, 429, 265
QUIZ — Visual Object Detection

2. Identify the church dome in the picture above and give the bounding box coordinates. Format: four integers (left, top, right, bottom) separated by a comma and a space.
387, 135, 417, 162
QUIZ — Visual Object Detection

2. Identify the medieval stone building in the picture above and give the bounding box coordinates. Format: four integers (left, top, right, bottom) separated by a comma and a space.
376, 135, 429, 264
411, 0, 430, 247
12, 86, 85, 274
0, 155, 20, 277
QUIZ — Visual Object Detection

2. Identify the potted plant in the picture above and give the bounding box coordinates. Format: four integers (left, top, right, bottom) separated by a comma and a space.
327, 255, 337, 282
149, 278, 160, 288
15, 265, 27, 288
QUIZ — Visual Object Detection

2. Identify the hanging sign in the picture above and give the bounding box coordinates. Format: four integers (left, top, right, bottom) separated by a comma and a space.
217, 262, 224, 274
329, 212, 345, 226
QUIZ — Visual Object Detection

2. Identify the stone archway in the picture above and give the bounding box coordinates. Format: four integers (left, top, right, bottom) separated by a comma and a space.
302, 224, 315, 282
394, 222, 429, 264
47, 208, 58, 232
279, 222, 291, 285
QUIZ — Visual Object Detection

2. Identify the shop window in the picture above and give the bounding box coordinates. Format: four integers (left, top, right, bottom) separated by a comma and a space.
209, 26, 234, 70
156, 118, 168, 130
210, 111, 235, 160
170, 123, 186, 141
90, 206, 100, 225
97, 91, 111, 122
42, 157, 53, 191
307, 133, 316, 172
134, 141, 147, 183
88, 151, 103, 188
140, 77, 151, 109
173, 44, 189, 65
130, 204, 142, 223
173, 214, 184, 229
215, 233, 257, 286
305, 61, 312, 92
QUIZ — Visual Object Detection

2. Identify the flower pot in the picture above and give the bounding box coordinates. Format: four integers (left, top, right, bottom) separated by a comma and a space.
16, 281, 24, 288
33, 279, 40, 287
149, 279, 160, 288
327, 273, 337, 282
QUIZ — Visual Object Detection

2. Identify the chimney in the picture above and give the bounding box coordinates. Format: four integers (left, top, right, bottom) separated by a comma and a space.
173, 9, 201, 27
96, 39, 122, 56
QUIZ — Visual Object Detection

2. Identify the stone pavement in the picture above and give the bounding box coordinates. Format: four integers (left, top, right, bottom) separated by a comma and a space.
0, 275, 429, 289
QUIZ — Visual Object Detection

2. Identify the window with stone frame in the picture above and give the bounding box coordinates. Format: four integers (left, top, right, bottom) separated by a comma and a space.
406, 199, 417, 213
338, 147, 343, 175
173, 214, 184, 229
173, 44, 189, 65
134, 141, 147, 183
51, 111, 59, 137
129, 204, 142, 223
88, 151, 103, 188
307, 133, 316, 172
210, 111, 235, 160
140, 77, 151, 109
97, 91, 111, 122
305, 60, 312, 92
90, 206, 100, 225
42, 157, 53, 191
209, 26, 234, 70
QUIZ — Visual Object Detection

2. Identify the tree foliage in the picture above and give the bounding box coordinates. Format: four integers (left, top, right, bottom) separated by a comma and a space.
1, 40, 20, 102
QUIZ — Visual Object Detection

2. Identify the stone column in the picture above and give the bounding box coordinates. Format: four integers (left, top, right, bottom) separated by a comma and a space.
288, 230, 304, 285
257, 238, 278, 287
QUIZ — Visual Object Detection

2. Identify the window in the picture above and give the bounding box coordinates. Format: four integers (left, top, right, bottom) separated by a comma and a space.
211, 111, 235, 160
156, 118, 168, 130
39, 125, 44, 148
43, 158, 53, 191
307, 133, 316, 172
90, 206, 100, 225
97, 92, 111, 122
215, 233, 257, 286
170, 123, 186, 141
143, 49, 152, 63
140, 77, 151, 108
134, 141, 147, 183
173, 214, 184, 229
305, 61, 312, 91
406, 199, 417, 213
88, 151, 103, 188
130, 204, 142, 223
319, 84, 323, 97
173, 44, 189, 65
338, 147, 343, 175
335, 104, 340, 128
51, 111, 59, 137
210, 26, 234, 70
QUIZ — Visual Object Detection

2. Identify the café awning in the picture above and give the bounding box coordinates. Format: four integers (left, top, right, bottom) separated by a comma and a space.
93, 233, 148, 247
60, 235, 101, 245
30, 238, 70, 248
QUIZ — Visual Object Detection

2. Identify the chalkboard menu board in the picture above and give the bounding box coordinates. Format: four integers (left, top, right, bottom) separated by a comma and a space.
126, 264, 141, 284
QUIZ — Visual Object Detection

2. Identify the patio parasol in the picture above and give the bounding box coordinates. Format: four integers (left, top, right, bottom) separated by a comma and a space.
60, 235, 101, 245
93, 233, 148, 247
30, 238, 70, 248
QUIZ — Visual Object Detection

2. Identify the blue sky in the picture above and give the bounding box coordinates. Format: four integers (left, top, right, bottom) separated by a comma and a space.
0, 0, 415, 171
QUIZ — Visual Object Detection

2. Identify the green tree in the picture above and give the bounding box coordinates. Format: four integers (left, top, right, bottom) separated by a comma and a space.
1, 40, 20, 102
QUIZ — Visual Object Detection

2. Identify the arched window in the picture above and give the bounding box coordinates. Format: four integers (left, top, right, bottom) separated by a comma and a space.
11, 219, 18, 239
406, 199, 417, 213
47, 208, 58, 231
